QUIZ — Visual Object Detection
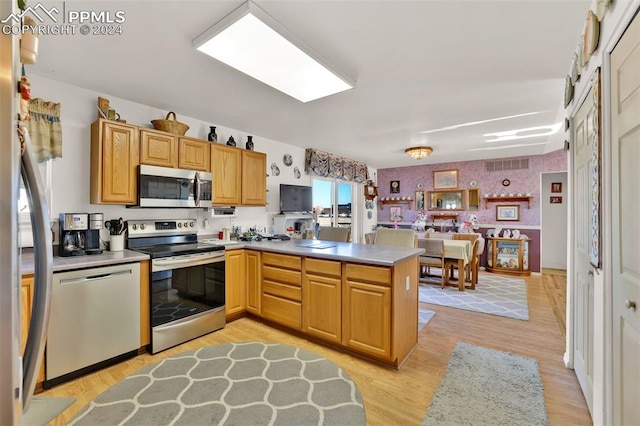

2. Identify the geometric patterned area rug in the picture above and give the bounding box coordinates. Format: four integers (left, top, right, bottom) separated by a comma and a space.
69, 342, 365, 426
419, 274, 529, 320
422, 342, 548, 426
418, 308, 436, 330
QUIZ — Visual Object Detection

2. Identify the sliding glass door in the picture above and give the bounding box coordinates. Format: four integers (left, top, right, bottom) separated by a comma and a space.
312, 178, 356, 237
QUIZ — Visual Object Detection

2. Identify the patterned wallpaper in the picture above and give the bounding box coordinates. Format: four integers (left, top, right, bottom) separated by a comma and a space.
377, 150, 567, 226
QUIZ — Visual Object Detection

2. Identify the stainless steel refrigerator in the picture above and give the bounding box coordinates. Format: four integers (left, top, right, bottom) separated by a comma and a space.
1, 1, 53, 423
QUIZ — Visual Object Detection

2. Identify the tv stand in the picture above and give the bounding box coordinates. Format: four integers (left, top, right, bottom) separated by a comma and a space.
272, 213, 314, 235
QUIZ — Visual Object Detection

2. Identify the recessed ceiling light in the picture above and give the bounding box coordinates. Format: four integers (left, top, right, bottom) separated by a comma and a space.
420, 112, 544, 134
193, 1, 355, 103
484, 123, 562, 143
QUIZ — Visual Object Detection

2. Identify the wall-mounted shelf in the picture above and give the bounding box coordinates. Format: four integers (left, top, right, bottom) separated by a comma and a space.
483, 196, 533, 209
378, 199, 413, 210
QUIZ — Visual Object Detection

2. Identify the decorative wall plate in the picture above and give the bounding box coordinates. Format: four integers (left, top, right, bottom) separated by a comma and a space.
583, 10, 600, 62
564, 75, 574, 108
570, 52, 580, 84
293, 166, 301, 179
367, 210, 373, 219
501, 178, 511, 187
283, 154, 293, 166
469, 180, 478, 187
416, 183, 424, 189
270, 163, 280, 176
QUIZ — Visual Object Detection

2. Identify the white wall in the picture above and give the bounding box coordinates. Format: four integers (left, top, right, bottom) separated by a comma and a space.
541, 172, 568, 270
26, 75, 377, 243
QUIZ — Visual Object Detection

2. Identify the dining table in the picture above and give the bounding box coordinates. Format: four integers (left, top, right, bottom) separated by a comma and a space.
418, 238, 472, 291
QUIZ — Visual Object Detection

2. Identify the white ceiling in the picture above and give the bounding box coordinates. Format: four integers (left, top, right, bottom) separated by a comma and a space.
31, 0, 591, 168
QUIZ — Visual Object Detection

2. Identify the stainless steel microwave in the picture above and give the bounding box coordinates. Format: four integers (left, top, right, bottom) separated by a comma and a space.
138, 165, 212, 208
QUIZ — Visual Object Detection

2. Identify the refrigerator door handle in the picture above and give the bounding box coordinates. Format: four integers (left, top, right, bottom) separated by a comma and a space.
19, 126, 52, 411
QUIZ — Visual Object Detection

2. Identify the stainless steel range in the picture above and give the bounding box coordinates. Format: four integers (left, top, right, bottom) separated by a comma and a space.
127, 219, 225, 354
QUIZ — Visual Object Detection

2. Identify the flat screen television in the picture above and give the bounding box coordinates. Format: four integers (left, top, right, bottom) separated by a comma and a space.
279, 184, 312, 213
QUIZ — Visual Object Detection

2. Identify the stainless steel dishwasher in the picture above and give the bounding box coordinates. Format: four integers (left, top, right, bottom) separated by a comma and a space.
45, 262, 140, 388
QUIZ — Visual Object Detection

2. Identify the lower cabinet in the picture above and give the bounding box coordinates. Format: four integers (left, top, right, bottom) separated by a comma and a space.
303, 258, 342, 344
20, 275, 45, 384
342, 264, 392, 361
261, 252, 302, 330
225, 249, 246, 317
245, 250, 261, 315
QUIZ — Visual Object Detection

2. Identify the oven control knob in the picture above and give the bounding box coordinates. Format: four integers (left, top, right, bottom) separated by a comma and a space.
140, 223, 146, 230
177, 223, 182, 228
183, 222, 189, 228
131, 224, 138, 231
189, 221, 195, 228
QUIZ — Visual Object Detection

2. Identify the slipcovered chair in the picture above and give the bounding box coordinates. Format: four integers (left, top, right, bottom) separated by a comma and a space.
445, 238, 480, 289
374, 228, 418, 248
317, 226, 351, 242
364, 232, 376, 244
418, 239, 446, 287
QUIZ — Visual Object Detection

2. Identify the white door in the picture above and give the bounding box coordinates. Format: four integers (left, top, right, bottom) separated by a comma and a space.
572, 73, 597, 413
611, 11, 640, 425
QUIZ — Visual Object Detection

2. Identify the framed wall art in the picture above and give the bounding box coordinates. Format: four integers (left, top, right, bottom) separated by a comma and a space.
389, 206, 403, 221
415, 190, 425, 210
550, 196, 563, 204
551, 182, 562, 193
433, 169, 458, 189
496, 205, 520, 221
390, 180, 400, 193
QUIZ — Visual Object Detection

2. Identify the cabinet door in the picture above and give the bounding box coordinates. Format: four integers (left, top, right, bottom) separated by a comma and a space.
178, 137, 211, 171
241, 150, 266, 205
342, 280, 391, 360
139, 260, 150, 347
304, 273, 342, 344
225, 249, 246, 317
90, 119, 139, 204
21, 276, 45, 383
140, 129, 177, 168
211, 144, 242, 205
245, 250, 262, 315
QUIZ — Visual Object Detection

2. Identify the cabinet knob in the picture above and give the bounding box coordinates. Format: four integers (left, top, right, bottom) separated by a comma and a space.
625, 299, 637, 311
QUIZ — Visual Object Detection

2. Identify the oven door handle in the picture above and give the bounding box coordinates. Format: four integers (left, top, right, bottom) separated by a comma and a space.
194, 172, 201, 206
152, 252, 225, 271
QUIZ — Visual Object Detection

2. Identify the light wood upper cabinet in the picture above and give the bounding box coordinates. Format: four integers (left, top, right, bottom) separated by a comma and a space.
211, 144, 242, 205
241, 150, 267, 205
225, 249, 246, 317
178, 137, 210, 172
139, 129, 178, 168
90, 119, 139, 204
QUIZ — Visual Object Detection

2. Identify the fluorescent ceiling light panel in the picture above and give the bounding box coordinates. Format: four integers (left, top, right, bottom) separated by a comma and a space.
484, 123, 562, 143
193, 1, 354, 103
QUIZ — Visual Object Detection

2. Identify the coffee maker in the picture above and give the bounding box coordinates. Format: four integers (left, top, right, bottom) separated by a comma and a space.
59, 213, 104, 256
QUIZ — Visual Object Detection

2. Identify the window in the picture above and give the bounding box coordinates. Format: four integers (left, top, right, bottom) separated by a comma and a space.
312, 178, 357, 237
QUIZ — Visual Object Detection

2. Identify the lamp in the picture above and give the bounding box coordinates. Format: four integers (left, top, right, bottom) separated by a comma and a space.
405, 146, 433, 160
193, 1, 355, 103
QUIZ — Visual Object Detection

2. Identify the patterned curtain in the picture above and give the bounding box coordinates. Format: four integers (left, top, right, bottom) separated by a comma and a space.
305, 148, 369, 183
25, 98, 62, 162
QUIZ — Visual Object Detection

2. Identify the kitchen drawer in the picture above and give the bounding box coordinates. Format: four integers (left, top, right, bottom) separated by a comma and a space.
262, 252, 301, 270
305, 258, 341, 277
263, 280, 302, 301
262, 293, 302, 330
345, 263, 391, 286
262, 265, 301, 286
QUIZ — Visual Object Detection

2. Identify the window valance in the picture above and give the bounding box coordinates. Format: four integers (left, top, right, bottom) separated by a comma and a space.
304, 148, 369, 183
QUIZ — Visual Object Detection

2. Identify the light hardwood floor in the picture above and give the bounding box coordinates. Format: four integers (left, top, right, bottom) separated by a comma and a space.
40, 271, 590, 425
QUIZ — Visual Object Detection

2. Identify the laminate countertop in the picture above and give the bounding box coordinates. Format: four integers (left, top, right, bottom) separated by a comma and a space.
203, 239, 425, 266
20, 249, 150, 275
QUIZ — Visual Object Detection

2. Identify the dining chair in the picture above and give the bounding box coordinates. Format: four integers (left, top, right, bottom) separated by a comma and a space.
419, 239, 446, 288
452, 233, 480, 243
374, 228, 418, 247
317, 226, 351, 242
445, 238, 480, 289
364, 232, 376, 244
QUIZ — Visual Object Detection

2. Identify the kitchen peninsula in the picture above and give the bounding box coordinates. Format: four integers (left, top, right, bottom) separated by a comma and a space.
224, 239, 424, 368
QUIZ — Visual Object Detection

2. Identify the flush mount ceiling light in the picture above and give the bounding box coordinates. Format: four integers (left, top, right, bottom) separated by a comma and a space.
193, 1, 355, 103
405, 146, 433, 160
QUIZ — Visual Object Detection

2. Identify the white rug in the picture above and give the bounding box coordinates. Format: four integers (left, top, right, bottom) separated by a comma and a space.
419, 273, 529, 320
422, 342, 548, 425
418, 308, 435, 330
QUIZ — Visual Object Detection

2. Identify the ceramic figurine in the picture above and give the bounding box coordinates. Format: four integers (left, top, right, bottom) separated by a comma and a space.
207, 126, 217, 142
502, 229, 511, 238
226, 136, 236, 147
245, 135, 254, 150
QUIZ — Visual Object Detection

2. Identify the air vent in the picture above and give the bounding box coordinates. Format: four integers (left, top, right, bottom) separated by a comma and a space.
485, 159, 529, 172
